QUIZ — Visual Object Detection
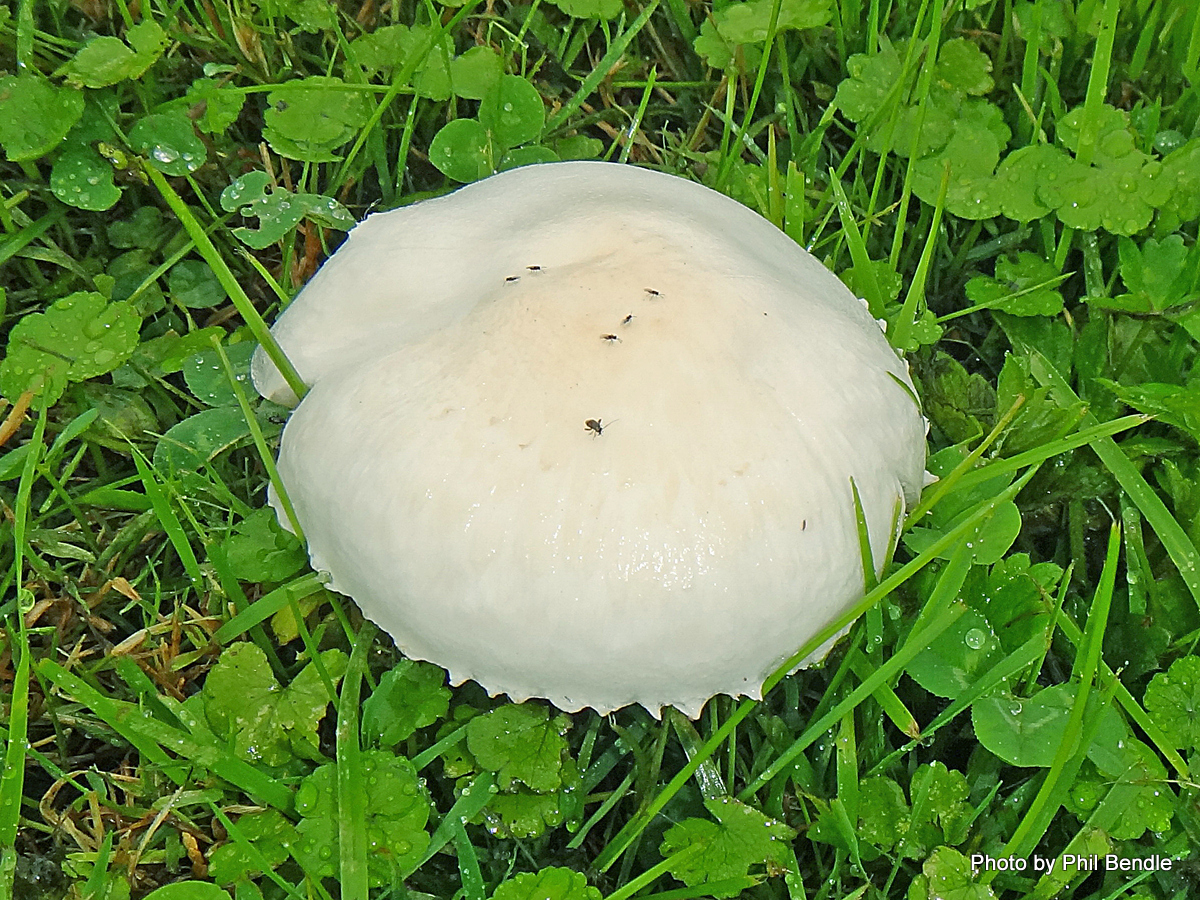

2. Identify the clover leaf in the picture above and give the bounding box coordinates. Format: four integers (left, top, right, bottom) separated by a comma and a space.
50, 144, 121, 211
835, 41, 905, 123
181, 340, 255, 407
184, 77, 246, 134
466, 703, 570, 792
548, 0, 622, 16
0, 76, 84, 161
857, 777, 909, 852
1158, 138, 1200, 224
62, 20, 169, 88
991, 144, 1063, 222
220, 170, 355, 249
972, 683, 1075, 767
906, 609, 1003, 700
479, 75, 545, 150
910, 97, 1011, 218
1112, 235, 1195, 313
363, 659, 451, 746
152, 407, 252, 475
292, 750, 429, 885
694, 0, 832, 70
129, 112, 207, 176
491, 868, 601, 900
217, 507, 308, 583
202, 642, 347, 766
263, 76, 371, 161
207, 809, 296, 885
972, 554, 1061, 652
1143, 656, 1200, 750
449, 47, 504, 100
659, 796, 796, 898
934, 38, 994, 96
965, 252, 1066, 317
1, 292, 140, 409
909, 847, 997, 900
1035, 105, 1174, 234
169, 260, 227, 310
349, 24, 454, 98
1064, 742, 1173, 840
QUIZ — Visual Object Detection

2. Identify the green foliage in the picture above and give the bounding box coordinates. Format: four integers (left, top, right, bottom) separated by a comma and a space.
6, 2, 1200, 899
908, 847, 996, 900
660, 796, 795, 897
218, 508, 307, 583
466, 704, 570, 792
363, 659, 451, 746
61, 20, 169, 88
853, 764, 971, 858
202, 642, 347, 766
430, 75, 550, 182
965, 253, 1065, 317
129, 113, 207, 177
141, 884, 230, 900
1, 292, 140, 408
219, 171, 355, 249
292, 750, 430, 885
263, 76, 371, 162
906, 609, 1002, 699
491, 868, 601, 900
693, 0, 832, 70
207, 810, 296, 885
0, 76, 84, 161
1143, 656, 1200, 750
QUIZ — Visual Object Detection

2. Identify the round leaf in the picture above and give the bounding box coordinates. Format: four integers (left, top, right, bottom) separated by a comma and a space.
169, 260, 228, 309
479, 75, 545, 150
492, 868, 602, 900
152, 407, 252, 472
129, 113, 207, 175
499, 145, 559, 171
1, 292, 139, 408
971, 683, 1075, 767
450, 46, 503, 99
0, 76, 84, 161
906, 608, 1002, 699
142, 884, 230, 900
50, 144, 121, 211
429, 118, 494, 182
182, 340, 255, 405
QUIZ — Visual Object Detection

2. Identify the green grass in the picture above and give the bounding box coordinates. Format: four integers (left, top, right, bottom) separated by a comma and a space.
3, 0, 1200, 898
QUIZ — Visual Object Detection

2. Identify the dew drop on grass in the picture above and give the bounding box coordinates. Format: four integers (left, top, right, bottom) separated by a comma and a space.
964, 628, 986, 650
1008, 701, 1022, 716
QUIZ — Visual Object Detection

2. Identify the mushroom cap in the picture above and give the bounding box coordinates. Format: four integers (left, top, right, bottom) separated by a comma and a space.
253, 161, 927, 717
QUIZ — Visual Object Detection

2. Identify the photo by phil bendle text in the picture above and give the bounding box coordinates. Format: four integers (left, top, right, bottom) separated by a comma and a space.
971, 853, 1177, 875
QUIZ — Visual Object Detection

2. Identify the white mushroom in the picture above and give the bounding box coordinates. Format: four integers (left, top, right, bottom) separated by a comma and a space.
252, 161, 926, 717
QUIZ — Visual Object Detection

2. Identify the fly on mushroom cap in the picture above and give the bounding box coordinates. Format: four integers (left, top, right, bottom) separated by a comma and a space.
252, 161, 928, 718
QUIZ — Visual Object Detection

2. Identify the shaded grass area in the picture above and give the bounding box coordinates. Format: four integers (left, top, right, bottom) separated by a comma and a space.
2, 0, 1200, 898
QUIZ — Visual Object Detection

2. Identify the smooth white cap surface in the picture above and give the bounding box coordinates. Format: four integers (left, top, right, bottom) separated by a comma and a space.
253, 161, 927, 717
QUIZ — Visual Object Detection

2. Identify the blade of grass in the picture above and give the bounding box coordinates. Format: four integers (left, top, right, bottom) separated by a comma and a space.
130, 448, 205, 593
543, 0, 662, 136
410, 771, 496, 875
143, 165, 308, 402
1029, 352, 1200, 615
211, 335, 304, 540
337, 622, 372, 900
985, 523, 1119, 877
38, 660, 294, 810
737, 596, 967, 799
